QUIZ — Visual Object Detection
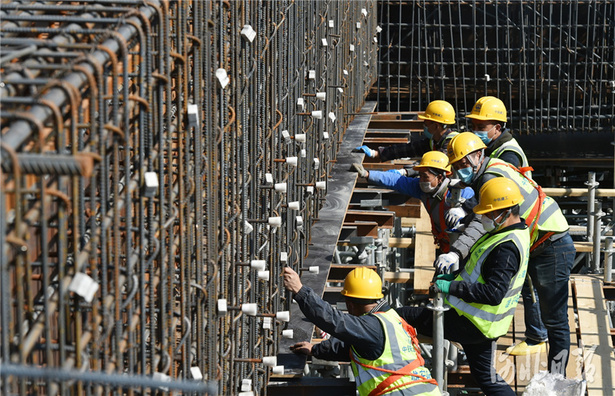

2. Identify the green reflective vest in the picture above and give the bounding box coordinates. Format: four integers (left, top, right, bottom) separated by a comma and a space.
483, 158, 569, 243
490, 137, 532, 178
350, 310, 441, 396
446, 226, 530, 339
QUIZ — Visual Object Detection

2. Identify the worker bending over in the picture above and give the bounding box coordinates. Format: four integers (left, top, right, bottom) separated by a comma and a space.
468, 96, 546, 355
398, 178, 529, 395
354, 100, 458, 167
444, 132, 575, 374
350, 151, 476, 253
283, 266, 441, 395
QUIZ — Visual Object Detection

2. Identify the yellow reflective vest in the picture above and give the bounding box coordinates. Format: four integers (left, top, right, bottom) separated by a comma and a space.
483, 158, 569, 245
350, 310, 441, 396
490, 137, 532, 179
446, 226, 530, 339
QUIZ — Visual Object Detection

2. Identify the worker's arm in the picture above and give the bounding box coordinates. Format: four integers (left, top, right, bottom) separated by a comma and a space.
283, 267, 384, 360
311, 337, 352, 361
366, 171, 422, 199
378, 138, 431, 162
448, 240, 521, 305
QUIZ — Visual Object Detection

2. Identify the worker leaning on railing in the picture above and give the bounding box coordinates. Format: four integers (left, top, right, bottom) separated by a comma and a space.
283, 266, 441, 396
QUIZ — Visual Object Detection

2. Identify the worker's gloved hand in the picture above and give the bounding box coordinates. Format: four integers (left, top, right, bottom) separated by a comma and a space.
350, 163, 369, 178
353, 145, 378, 158
434, 279, 451, 294
434, 252, 459, 274
436, 273, 456, 281
386, 168, 407, 176
445, 207, 466, 230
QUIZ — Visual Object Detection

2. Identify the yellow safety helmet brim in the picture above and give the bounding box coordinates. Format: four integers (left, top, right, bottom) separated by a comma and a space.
447, 132, 486, 164
413, 151, 451, 174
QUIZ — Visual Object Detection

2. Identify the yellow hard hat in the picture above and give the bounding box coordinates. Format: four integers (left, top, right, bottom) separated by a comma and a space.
465, 96, 507, 123
473, 177, 524, 214
447, 132, 486, 164
341, 267, 383, 299
417, 100, 456, 125
413, 151, 451, 174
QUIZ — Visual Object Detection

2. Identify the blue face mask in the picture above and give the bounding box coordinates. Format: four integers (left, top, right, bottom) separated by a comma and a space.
455, 166, 474, 184
474, 131, 491, 145
423, 126, 433, 140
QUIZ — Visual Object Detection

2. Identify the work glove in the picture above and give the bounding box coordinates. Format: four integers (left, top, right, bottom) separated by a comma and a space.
350, 163, 369, 178
445, 207, 466, 230
436, 273, 456, 281
386, 168, 407, 176
434, 252, 459, 274
353, 145, 378, 158
434, 279, 451, 294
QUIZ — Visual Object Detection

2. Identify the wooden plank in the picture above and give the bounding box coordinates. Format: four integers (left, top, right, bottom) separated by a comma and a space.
342, 221, 379, 237
412, 204, 437, 292
567, 281, 583, 380
385, 204, 421, 218
384, 271, 413, 283
571, 276, 615, 395
344, 210, 395, 229
367, 119, 423, 130
388, 237, 414, 248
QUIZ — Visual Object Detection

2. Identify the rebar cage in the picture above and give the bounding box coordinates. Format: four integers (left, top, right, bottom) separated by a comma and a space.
0, 1, 377, 394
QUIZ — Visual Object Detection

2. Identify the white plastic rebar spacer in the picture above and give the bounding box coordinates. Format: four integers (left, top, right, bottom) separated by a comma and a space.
328, 112, 336, 122
373, 37, 378, 44
296, 216, 303, 227
257, 270, 270, 281
262, 317, 272, 330
241, 379, 253, 392
190, 366, 203, 380
328, 20, 335, 28
286, 156, 298, 167
215, 68, 230, 89
241, 25, 257, 43
311, 111, 323, 120
272, 365, 285, 375
280, 251, 288, 264
296, 98, 305, 111
316, 92, 326, 101
306, 186, 314, 194
313, 158, 320, 170
68, 272, 99, 303
268, 217, 282, 227
309, 266, 320, 274
308, 70, 316, 80
295, 133, 306, 143
349, 44, 355, 52
316, 181, 326, 190
250, 260, 266, 271
288, 201, 300, 211
356, 22, 362, 30
238, 392, 254, 396
144, 172, 159, 197
343, 69, 349, 75
265, 173, 274, 185
262, 356, 277, 367
361, 8, 368, 17
321, 38, 328, 47
376, 25, 382, 33
485, 74, 491, 82
244, 221, 253, 234
217, 299, 228, 314
282, 329, 294, 339
281, 129, 291, 143
276, 311, 290, 322
300, 148, 306, 158
274, 182, 287, 193
187, 104, 199, 125
242, 303, 258, 316
322, 132, 329, 140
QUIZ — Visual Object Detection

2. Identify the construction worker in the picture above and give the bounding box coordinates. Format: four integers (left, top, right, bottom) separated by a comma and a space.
354, 100, 458, 168
397, 177, 530, 395
283, 266, 441, 395
444, 132, 576, 374
350, 151, 476, 253
466, 96, 532, 177
467, 96, 546, 355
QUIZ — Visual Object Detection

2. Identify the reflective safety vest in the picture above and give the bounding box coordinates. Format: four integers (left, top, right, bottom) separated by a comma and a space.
490, 138, 533, 178
446, 227, 530, 339
483, 158, 568, 247
430, 130, 458, 153
421, 194, 450, 253
350, 310, 441, 396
